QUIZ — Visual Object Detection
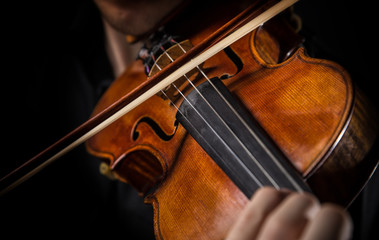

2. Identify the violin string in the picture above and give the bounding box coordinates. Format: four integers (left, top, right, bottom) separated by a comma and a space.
173, 41, 304, 192
160, 47, 280, 189
0, 0, 300, 195
160, 88, 263, 188
170, 81, 264, 187
159, 46, 279, 189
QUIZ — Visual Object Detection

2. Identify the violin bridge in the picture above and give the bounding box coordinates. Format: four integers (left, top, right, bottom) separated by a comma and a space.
147, 40, 199, 102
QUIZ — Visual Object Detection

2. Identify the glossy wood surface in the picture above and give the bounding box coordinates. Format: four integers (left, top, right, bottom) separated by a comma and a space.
86, 2, 378, 239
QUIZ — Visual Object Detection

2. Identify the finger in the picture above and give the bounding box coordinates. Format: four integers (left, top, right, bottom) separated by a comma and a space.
225, 187, 290, 240
300, 204, 352, 240
257, 192, 320, 240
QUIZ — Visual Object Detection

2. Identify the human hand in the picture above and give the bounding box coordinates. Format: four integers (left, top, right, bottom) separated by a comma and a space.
226, 187, 352, 240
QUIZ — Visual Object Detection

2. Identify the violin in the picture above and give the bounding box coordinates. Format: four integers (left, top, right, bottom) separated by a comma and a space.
1, 0, 378, 238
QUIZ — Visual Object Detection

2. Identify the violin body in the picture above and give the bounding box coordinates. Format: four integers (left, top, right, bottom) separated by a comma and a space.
86, 4, 378, 238
0, 0, 377, 238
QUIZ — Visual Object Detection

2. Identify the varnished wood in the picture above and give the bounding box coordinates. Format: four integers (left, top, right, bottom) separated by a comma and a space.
1, 0, 377, 239
86, 13, 378, 240
307, 89, 379, 206
0, 0, 286, 194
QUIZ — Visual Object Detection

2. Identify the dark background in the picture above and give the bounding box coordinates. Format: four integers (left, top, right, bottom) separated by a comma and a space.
1, 0, 377, 239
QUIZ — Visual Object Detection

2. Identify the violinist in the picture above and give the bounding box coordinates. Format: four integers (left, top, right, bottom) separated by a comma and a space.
1, 0, 377, 239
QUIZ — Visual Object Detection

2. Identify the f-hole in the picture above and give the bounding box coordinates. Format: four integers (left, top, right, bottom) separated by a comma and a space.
132, 117, 179, 141
220, 46, 243, 80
